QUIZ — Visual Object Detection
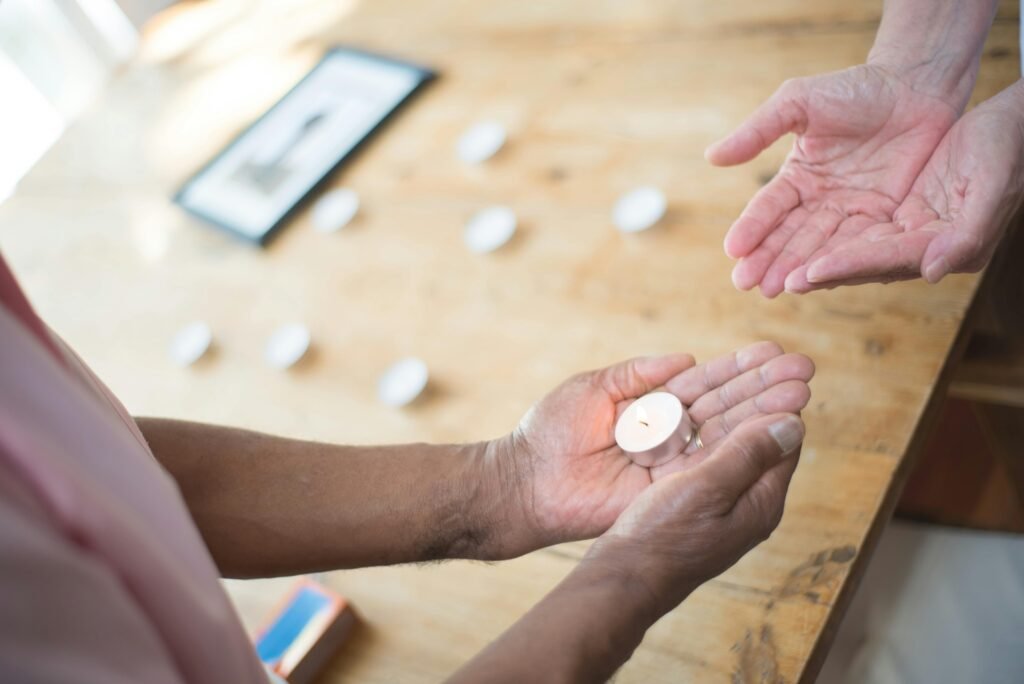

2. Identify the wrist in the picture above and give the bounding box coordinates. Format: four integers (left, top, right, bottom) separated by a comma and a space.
450, 538, 673, 683
556, 554, 671, 648
866, 0, 996, 112
866, 51, 979, 113
467, 435, 544, 560
581, 535, 696, 621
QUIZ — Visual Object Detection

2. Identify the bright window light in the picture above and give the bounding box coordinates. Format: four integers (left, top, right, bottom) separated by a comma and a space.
0, 51, 63, 200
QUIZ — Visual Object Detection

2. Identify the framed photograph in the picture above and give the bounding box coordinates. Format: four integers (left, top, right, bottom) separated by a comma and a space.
174, 47, 435, 245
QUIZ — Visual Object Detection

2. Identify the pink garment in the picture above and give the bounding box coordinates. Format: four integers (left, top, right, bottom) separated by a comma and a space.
0, 253, 266, 683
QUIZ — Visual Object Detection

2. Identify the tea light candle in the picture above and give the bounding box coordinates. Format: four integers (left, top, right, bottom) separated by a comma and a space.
613, 186, 667, 233
378, 357, 429, 407
312, 188, 359, 233
265, 323, 311, 370
169, 321, 213, 367
464, 206, 517, 253
457, 120, 507, 164
614, 391, 694, 467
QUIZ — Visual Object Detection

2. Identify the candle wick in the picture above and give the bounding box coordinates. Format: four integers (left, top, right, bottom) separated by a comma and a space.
636, 405, 650, 428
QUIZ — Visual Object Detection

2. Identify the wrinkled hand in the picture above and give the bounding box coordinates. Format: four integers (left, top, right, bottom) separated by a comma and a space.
584, 413, 804, 610
504, 342, 813, 550
785, 82, 1024, 291
706, 64, 960, 297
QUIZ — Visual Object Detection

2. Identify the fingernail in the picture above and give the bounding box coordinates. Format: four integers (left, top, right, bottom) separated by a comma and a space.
736, 347, 754, 371
805, 263, 824, 283
923, 256, 950, 284
768, 416, 804, 455
705, 140, 726, 162
731, 267, 745, 290
783, 272, 803, 293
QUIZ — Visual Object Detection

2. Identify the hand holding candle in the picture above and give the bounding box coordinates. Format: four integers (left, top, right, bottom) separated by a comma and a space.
497, 342, 813, 555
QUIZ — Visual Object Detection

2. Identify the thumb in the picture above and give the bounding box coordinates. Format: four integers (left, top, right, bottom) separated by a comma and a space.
705, 80, 807, 166
693, 413, 804, 509
594, 353, 696, 403
921, 222, 992, 283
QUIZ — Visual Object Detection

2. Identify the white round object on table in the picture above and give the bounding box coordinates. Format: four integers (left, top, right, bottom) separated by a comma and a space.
169, 321, 213, 367
312, 188, 360, 233
378, 357, 429, 407
614, 391, 694, 467
265, 323, 311, 370
464, 206, 517, 254
613, 186, 668, 233
457, 121, 507, 164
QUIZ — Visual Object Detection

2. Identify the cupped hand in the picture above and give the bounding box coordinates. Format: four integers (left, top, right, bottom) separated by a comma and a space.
706, 64, 960, 297
505, 341, 813, 550
784, 82, 1024, 291
583, 413, 804, 610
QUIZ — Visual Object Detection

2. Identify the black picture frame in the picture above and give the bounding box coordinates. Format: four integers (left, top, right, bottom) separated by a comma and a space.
173, 47, 436, 246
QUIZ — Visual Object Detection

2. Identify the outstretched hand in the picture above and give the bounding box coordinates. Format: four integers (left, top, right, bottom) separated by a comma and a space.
784, 82, 1024, 291
504, 341, 813, 550
585, 412, 804, 610
706, 64, 960, 297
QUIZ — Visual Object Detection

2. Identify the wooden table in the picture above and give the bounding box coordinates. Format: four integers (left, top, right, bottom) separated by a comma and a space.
2, 1, 1019, 681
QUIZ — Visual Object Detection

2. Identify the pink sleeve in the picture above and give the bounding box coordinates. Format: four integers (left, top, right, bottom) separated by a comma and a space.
0, 462, 183, 684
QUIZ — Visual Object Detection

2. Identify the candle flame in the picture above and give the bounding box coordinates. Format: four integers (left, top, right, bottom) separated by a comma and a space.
636, 405, 650, 427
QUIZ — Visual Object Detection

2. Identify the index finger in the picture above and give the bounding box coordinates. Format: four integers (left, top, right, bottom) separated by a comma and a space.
665, 341, 784, 405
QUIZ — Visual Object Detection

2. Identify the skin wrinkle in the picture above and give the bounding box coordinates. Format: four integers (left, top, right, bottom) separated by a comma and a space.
701, 361, 714, 398
717, 405, 733, 436
505, 430, 545, 551
717, 376, 733, 411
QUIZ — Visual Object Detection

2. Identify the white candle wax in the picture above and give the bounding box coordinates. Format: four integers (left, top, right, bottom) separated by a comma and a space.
464, 206, 517, 254
457, 120, 507, 164
613, 186, 667, 233
378, 357, 429, 407
169, 321, 212, 367
312, 188, 359, 233
265, 323, 311, 370
614, 391, 693, 467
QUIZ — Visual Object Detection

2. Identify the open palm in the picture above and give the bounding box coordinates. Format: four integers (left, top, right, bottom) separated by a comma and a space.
784, 83, 1024, 291
707, 64, 959, 297
509, 342, 814, 547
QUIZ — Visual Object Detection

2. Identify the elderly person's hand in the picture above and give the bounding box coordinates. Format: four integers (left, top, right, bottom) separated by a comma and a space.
784, 80, 1024, 291
705, 0, 1002, 296
493, 341, 813, 557
450, 411, 806, 683
583, 412, 804, 611
705, 64, 960, 297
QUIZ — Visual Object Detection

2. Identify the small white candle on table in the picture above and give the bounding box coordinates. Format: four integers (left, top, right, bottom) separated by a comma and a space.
614, 391, 694, 467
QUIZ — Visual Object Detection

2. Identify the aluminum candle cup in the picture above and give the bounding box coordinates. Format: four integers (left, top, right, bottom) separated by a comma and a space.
614, 391, 694, 467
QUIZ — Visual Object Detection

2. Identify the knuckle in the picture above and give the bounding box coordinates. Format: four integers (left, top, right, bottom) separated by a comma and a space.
778, 78, 798, 95
762, 506, 785, 540
749, 488, 785, 539
695, 484, 735, 516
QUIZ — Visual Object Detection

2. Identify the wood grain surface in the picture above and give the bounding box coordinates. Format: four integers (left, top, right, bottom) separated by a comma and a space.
1, 0, 1020, 681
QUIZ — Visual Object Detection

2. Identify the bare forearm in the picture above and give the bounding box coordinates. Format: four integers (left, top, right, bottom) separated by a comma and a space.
137, 418, 533, 577
869, 0, 998, 109
449, 560, 672, 684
